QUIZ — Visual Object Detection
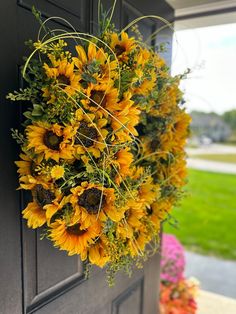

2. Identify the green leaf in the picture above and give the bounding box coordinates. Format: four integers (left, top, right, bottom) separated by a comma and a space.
23, 111, 32, 119
31, 104, 44, 116
81, 73, 97, 84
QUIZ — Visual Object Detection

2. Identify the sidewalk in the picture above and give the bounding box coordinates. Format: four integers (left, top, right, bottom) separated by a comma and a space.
185, 252, 236, 299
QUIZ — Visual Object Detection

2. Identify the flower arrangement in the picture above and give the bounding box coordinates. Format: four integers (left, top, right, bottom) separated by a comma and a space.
8, 5, 190, 284
160, 234, 199, 314
161, 234, 185, 284
160, 278, 198, 314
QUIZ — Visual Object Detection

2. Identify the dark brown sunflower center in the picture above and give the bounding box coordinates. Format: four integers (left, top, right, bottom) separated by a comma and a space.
124, 209, 131, 219
78, 188, 104, 214
75, 121, 98, 147
67, 223, 87, 236
90, 90, 105, 105
147, 207, 153, 215
34, 184, 55, 207
114, 44, 126, 56
150, 138, 160, 152
43, 131, 63, 150
57, 74, 70, 86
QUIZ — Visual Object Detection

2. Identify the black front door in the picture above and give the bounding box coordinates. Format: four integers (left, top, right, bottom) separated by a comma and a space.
0, 1, 174, 313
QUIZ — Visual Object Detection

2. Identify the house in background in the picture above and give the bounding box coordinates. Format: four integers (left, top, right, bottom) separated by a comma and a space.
191, 111, 231, 143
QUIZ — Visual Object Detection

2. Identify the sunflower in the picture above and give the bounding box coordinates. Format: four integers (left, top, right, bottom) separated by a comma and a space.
73, 42, 118, 85
49, 214, 101, 256
172, 110, 191, 151
109, 31, 136, 62
135, 47, 165, 70
15, 154, 47, 189
22, 201, 47, 229
88, 235, 110, 267
111, 92, 140, 143
117, 198, 144, 238
158, 82, 182, 116
141, 129, 174, 161
168, 158, 187, 188
44, 195, 70, 225
128, 225, 151, 257
153, 52, 166, 69
157, 111, 190, 156
18, 174, 49, 190
134, 47, 151, 68
22, 184, 58, 228
81, 83, 119, 117
131, 70, 156, 96
174, 110, 191, 136
130, 166, 145, 180
41, 86, 57, 104
148, 200, 172, 228
15, 153, 34, 176
156, 154, 187, 189
15, 154, 50, 190
73, 108, 108, 159
43, 57, 81, 96
70, 181, 123, 229
138, 176, 160, 209
130, 49, 158, 96
113, 147, 133, 184
159, 131, 176, 157
26, 123, 75, 162
156, 129, 181, 159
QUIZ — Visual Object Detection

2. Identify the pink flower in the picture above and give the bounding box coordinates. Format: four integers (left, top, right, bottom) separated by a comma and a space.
160, 234, 185, 284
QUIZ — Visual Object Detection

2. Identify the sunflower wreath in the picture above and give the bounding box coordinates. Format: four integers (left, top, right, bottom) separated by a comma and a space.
8, 5, 190, 285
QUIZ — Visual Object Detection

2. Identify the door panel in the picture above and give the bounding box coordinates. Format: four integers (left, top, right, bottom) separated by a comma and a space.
112, 278, 144, 314
0, 0, 22, 313
122, 1, 156, 45
36, 237, 82, 294
22, 226, 84, 313
17, 0, 89, 31
0, 0, 174, 313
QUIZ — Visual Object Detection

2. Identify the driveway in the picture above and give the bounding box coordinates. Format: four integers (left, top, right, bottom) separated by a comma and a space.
187, 158, 236, 174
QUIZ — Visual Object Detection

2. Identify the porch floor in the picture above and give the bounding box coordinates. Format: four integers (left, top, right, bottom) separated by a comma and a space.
198, 290, 236, 314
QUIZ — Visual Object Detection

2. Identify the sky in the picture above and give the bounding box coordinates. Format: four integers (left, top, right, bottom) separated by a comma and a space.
171, 23, 236, 114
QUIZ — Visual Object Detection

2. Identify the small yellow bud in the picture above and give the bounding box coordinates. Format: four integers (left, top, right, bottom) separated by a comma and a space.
51, 165, 65, 179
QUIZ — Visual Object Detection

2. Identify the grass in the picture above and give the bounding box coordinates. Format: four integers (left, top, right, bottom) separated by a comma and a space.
164, 169, 236, 260
192, 154, 236, 164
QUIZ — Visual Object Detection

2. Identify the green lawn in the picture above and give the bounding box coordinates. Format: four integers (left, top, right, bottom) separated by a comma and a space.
164, 169, 236, 260
192, 154, 236, 164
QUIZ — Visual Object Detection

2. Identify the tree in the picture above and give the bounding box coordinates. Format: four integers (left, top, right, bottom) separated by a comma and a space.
223, 110, 236, 131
